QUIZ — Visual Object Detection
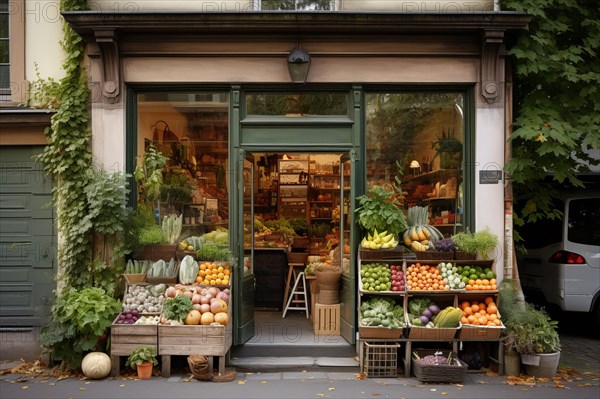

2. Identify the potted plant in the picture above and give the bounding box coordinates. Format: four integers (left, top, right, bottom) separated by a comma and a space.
431, 127, 462, 169
355, 186, 408, 240
451, 228, 498, 261
503, 303, 561, 378
126, 346, 158, 379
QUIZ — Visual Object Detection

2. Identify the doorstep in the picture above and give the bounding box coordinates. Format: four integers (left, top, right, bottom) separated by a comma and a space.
228, 356, 359, 372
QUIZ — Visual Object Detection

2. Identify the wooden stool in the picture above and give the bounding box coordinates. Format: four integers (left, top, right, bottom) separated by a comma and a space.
282, 262, 305, 310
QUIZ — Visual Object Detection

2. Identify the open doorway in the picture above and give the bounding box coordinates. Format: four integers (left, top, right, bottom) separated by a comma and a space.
241, 152, 354, 348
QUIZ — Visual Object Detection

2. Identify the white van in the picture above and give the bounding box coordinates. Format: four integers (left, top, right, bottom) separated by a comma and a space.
518, 189, 600, 325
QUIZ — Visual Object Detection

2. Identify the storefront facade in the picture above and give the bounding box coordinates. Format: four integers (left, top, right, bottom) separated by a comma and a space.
64, 10, 529, 347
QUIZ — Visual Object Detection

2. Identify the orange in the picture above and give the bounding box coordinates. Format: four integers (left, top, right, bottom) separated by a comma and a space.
466, 284, 472, 291
468, 279, 475, 286
478, 316, 488, 325
471, 318, 480, 325
473, 285, 480, 291
467, 315, 477, 323
491, 284, 497, 290
217, 266, 224, 273
464, 307, 473, 316
482, 279, 490, 286
200, 263, 207, 271
490, 278, 497, 285
488, 313, 498, 321
224, 269, 231, 276
460, 301, 470, 310
215, 278, 222, 285
479, 309, 487, 316
487, 304, 498, 314
461, 316, 469, 324
484, 297, 494, 305
196, 276, 203, 283
475, 279, 482, 286
471, 304, 480, 313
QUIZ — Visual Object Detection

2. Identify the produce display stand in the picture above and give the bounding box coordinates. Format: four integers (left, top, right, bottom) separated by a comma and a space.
158, 318, 232, 377
357, 251, 505, 378
110, 314, 159, 377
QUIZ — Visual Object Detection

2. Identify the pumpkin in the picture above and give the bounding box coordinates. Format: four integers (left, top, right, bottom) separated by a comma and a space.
184, 309, 201, 325
214, 312, 229, 326
81, 352, 111, 379
200, 312, 215, 325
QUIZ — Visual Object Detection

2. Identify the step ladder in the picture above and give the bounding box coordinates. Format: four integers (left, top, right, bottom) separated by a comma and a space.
282, 271, 309, 318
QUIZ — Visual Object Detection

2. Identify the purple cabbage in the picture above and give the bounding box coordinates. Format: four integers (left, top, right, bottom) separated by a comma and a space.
434, 238, 457, 252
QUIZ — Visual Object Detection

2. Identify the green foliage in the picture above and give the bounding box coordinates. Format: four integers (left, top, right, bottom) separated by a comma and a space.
162, 295, 193, 322
196, 242, 231, 262
502, 0, 600, 239
451, 228, 499, 259
126, 347, 158, 370
84, 168, 130, 236
25, 62, 61, 109
134, 144, 168, 205
40, 288, 121, 369
503, 302, 560, 355
264, 218, 296, 237
308, 222, 332, 238
138, 224, 166, 246
355, 186, 407, 236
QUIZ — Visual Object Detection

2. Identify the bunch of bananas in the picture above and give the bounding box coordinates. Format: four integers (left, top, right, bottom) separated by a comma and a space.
361, 229, 399, 249
403, 206, 443, 252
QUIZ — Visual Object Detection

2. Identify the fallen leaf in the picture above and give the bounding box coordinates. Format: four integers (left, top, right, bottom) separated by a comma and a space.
441, 392, 448, 395
80, 387, 86, 391
578, 383, 593, 387
119, 384, 125, 387
260, 380, 267, 384
21, 386, 28, 389
237, 380, 246, 385
430, 388, 437, 392
486, 371, 499, 377
355, 373, 367, 380
328, 388, 335, 391
456, 388, 463, 391
49, 383, 56, 386
537, 377, 549, 382
85, 381, 92, 384
315, 394, 325, 398
553, 383, 567, 389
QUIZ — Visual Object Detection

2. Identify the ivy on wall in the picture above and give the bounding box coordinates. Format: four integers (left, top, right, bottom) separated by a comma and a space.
37, 0, 132, 368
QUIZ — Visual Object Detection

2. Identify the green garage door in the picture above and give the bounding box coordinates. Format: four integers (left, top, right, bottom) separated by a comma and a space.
0, 146, 54, 327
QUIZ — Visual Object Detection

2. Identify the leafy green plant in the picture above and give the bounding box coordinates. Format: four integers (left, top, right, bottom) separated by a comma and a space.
40, 288, 121, 369
126, 347, 158, 370
355, 186, 407, 236
134, 144, 168, 205
308, 223, 331, 238
504, 303, 560, 355
196, 242, 231, 262
139, 225, 166, 246
26, 62, 61, 109
161, 214, 183, 244
452, 228, 498, 260
264, 218, 297, 237
162, 295, 193, 322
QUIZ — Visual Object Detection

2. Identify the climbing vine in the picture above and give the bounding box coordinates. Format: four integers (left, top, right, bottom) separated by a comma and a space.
37, 0, 133, 368
36, 0, 92, 293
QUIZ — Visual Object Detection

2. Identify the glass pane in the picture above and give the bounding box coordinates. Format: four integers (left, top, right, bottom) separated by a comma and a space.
243, 157, 254, 275
0, 64, 9, 90
0, 0, 8, 13
0, 40, 8, 63
365, 92, 465, 237
136, 91, 229, 240
261, 0, 332, 10
339, 156, 351, 277
246, 92, 348, 116
0, 14, 8, 38
568, 198, 600, 246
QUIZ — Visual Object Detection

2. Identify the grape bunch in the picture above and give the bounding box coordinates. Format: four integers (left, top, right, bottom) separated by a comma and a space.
390, 264, 405, 291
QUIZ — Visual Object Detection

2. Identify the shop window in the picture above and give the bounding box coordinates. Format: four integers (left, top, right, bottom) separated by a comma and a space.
365, 92, 465, 236
136, 91, 229, 237
260, 0, 333, 11
245, 91, 349, 117
0, 0, 10, 97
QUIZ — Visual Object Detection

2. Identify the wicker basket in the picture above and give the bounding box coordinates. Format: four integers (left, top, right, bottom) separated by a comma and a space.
123, 273, 146, 283
454, 251, 477, 260
187, 355, 211, 381
146, 263, 179, 285
414, 251, 453, 261
412, 350, 468, 383
287, 251, 309, 264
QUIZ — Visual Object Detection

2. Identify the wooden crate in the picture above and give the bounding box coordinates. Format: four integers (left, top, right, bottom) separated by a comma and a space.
109, 315, 158, 376
359, 325, 404, 339
313, 303, 340, 336
158, 318, 232, 377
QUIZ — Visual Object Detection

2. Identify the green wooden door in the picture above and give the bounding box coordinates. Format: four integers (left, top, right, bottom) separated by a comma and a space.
0, 146, 54, 327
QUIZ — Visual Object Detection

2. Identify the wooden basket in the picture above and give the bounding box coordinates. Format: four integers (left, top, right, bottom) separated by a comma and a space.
414, 251, 453, 261
287, 251, 309, 264
187, 355, 211, 381
454, 251, 477, 260
412, 350, 468, 383
123, 273, 146, 283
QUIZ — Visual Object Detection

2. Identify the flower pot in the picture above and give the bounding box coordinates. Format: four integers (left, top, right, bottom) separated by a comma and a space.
136, 361, 153, 380
504, 349, 521, 377
523, 351, 561, 378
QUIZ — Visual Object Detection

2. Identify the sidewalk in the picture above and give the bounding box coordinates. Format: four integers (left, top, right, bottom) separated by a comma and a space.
1, 328, 598, 399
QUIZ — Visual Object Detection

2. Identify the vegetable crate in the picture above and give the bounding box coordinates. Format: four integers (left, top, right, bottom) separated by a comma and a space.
359, 325, 403, 339
110, 316, 158, 376
412, 350, 468, 383
361, 341, 400, 378
313, 303, 340, 336
158, 320, 232, 377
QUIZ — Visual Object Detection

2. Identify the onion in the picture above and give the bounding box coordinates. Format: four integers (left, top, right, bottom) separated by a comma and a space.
200, 303, 211, 314
216, 291, 229, 304
165, 287, 177, 298
192, 303, 203, 311
200, 288, 209, 296
210, 298, 228, 314
192, 294, 202, 304
208, 287, 220, 297
200, 296, 211, 305
183, 290, 193, 299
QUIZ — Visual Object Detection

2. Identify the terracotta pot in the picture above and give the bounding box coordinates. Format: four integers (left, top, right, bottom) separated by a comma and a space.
136, 361, 153, 380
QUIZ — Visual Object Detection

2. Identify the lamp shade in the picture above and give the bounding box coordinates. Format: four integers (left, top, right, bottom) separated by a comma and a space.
410, 160, 420, 168
287, 48, 311, 83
